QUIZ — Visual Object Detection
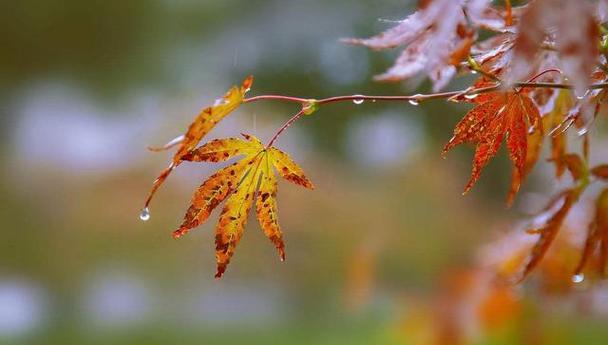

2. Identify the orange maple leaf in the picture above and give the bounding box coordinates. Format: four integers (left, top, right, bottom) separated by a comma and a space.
443, 86, 542, 204
174, 134, 313, 278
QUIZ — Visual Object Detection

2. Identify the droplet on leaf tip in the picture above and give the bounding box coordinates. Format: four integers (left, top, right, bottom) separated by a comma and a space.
572, 273, 585, 284
139, 207, 151, 221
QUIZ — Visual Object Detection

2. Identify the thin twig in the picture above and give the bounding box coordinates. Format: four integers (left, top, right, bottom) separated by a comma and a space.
244, 82, 608, 107
251, 81, 608, 147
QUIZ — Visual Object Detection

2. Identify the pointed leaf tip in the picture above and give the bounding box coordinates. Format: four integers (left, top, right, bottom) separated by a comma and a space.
241, 75, 254, 92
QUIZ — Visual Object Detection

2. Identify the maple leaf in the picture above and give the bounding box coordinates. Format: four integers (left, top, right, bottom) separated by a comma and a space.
518, 154, 586, 281
442, 84, 542, 204
574, 188, 608, 277
344, 0, 499, 91
544, 90, 573, 178
142, 76, 253, 211
519, 189, 576, 281
509, 0, 599, 94
173, 134, 314, 278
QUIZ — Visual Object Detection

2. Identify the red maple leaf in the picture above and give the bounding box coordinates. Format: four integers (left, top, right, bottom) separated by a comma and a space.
443, 84, 542, 204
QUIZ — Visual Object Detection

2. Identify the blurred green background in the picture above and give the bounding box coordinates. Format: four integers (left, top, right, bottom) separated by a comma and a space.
1, 0, 608, 344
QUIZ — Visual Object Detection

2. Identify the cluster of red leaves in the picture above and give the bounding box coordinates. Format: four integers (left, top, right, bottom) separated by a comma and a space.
350, 0, 608, 281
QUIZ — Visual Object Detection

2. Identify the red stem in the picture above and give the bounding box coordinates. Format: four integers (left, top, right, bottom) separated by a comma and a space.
244, 95, 309, 104
526, 68, 563, 83
266, 108, 306, 147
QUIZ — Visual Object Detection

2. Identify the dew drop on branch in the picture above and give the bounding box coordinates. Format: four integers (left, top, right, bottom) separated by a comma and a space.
139, 207, 151, 221
353, 96, 365, 105
464, 94, 478, 100
408, 99, 419, 106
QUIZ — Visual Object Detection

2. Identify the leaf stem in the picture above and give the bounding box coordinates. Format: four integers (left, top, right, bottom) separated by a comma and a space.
266, 108, 306, 147
244, 95, 310, 104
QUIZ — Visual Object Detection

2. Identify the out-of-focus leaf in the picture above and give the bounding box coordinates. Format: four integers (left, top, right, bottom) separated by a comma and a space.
575, 188, 608, 276
520, 189, 576, 281
509, 0, 599, 93
344, 0, 499, 91
562, 154, 585, 182
544, 90, 573, 178
591, 165, 608, 180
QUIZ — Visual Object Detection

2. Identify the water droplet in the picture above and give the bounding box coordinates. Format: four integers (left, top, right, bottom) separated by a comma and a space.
471, 70, 478, 74
572, 273, 585, 283
408, 99, 419, 106
213, 98, 229, 106
353, 96, 365, 105
577, 126, 590, 136
464, 94, 478, 100
575, 90, 589, 100
139, 207, 151, 221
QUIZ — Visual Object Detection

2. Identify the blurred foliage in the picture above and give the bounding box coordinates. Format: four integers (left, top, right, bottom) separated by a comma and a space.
1, 0, 608, 344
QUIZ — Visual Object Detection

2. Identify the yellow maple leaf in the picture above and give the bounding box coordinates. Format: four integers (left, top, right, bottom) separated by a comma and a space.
173, 133, 314, 278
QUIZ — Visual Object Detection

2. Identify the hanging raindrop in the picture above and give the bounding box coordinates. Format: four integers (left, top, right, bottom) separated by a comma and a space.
571, 273, 585, 284
408, 99, 419, 106
139, 207, 151, 221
